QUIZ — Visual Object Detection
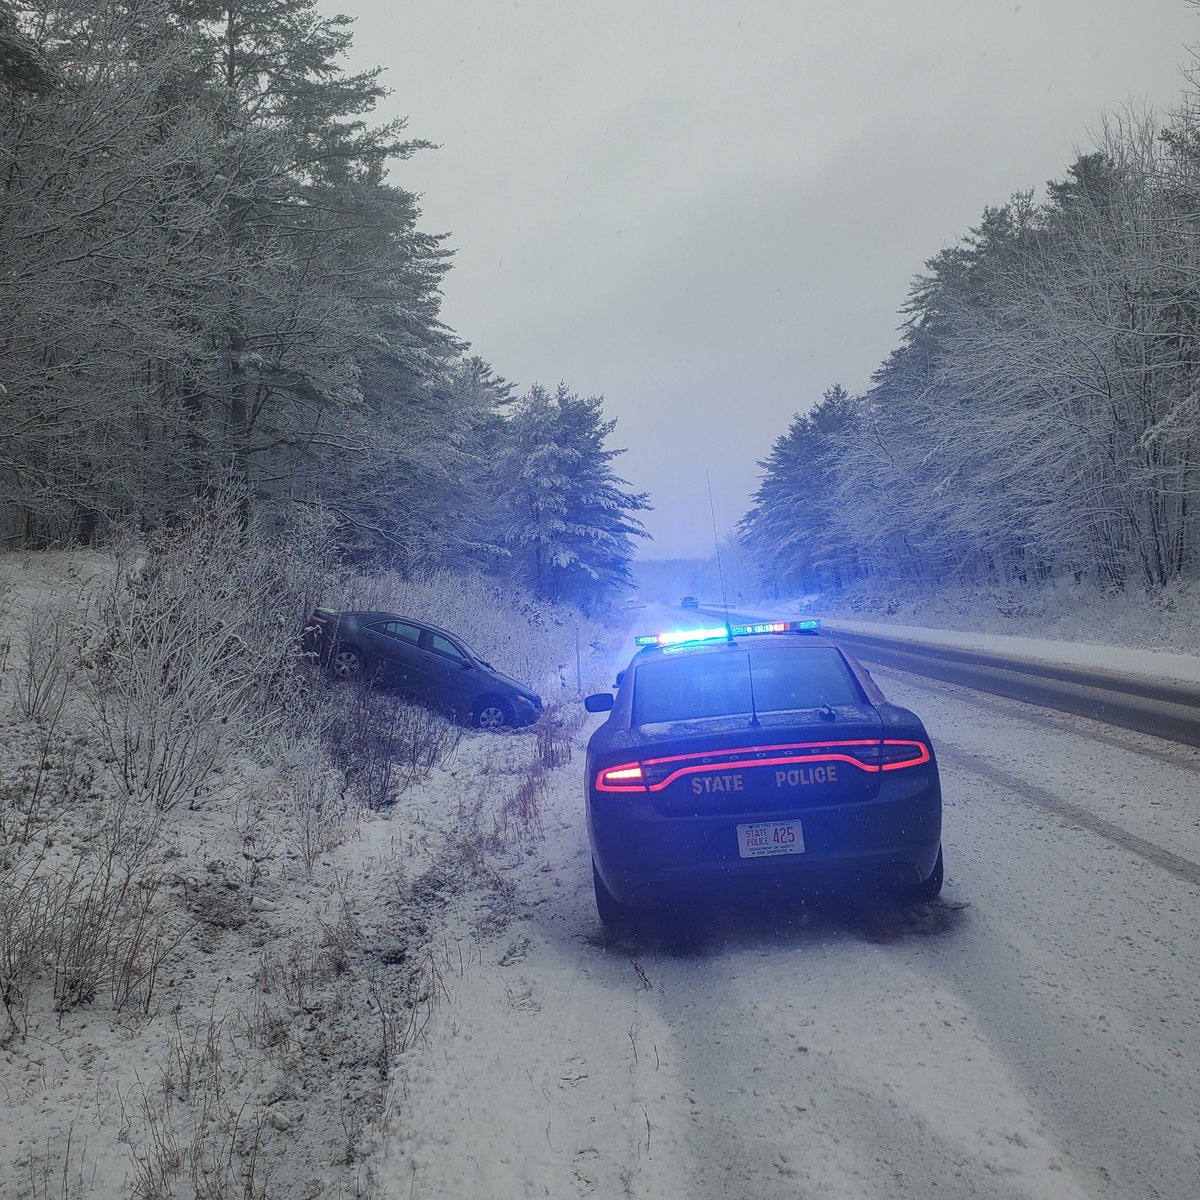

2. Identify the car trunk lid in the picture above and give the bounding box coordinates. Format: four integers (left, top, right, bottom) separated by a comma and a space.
595, 706, 890, 815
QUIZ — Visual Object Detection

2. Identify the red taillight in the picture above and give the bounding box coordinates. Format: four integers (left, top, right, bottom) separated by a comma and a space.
596, 763, 646, 792
880, 740, 931, 770
594, 740, 930, 793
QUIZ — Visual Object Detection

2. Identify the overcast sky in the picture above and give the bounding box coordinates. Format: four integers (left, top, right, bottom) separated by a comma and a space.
335, 0, 1198, 558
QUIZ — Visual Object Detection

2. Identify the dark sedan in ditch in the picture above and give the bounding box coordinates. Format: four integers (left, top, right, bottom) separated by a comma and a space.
304, 609, 543, 730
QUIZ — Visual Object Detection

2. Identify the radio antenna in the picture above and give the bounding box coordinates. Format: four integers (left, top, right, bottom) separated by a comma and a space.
706, 471, 732, 633
745, 652, 762, 727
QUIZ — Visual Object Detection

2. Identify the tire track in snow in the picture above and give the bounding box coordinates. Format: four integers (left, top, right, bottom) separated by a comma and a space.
937, 743, 1200, 889
866, 661, 1200, 888
869, 662, 1200, 1200
606, 917, 1096, 1200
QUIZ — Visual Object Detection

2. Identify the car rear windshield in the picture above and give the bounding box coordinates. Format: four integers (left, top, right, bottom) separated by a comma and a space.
633, 645, 864, 724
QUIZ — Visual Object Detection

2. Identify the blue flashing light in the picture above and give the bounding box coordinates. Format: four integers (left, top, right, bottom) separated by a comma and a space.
635, 625, 728, 648
634, 619, 820, 648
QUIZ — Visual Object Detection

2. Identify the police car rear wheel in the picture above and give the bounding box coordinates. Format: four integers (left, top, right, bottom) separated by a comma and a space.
592, 860, 633, 926
904, 846, 943, 903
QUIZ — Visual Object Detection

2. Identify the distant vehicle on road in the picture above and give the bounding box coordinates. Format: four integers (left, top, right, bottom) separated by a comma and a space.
304, 609, 543, 730
679, 595, 699, 609
582, 619, 942, 923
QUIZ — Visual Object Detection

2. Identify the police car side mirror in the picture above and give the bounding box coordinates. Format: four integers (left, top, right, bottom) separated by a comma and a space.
584, 692, 614, 713
614, 670, 625, 687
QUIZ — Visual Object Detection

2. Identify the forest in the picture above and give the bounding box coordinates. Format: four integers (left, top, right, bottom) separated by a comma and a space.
742, 113, 1200, 599
0, 0, 648, 607
8, 1, 1200, 613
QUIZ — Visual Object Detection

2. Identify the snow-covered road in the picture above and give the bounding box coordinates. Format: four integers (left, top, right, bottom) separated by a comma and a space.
377, 663, 1200, 1199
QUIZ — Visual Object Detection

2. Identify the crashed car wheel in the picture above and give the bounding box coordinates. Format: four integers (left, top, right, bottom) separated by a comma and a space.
473, 697, 510, 731
330, 644, 364, 681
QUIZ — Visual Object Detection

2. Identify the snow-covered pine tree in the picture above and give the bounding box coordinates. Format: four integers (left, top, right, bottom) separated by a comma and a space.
0, 0, 460, 549
161, 0, 456, 521
740, 384, 862, 593
499, 383, 650, 608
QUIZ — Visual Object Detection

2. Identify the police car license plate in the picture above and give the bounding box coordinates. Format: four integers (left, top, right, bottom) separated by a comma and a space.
737, 820, 804, 858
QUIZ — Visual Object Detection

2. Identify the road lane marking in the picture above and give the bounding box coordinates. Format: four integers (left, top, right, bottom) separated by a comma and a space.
938, 744, 1200, 890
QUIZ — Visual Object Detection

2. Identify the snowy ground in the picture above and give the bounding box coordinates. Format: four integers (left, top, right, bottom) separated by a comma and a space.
4, 565, 1198, 1198
368, 615, 1200, 1200
0, 679, 554, 1200
822, 617, 1200, 688
0, 549, 594, 1199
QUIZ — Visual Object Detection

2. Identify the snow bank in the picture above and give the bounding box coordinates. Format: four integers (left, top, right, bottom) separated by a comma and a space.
823, 618, 1200, 687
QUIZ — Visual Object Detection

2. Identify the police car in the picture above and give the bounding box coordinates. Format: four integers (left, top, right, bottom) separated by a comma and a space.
583, 620, 942, 922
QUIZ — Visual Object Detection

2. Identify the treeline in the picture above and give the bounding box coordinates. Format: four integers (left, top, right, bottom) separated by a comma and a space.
743, 110, 1200, 596
0, 0, 647, 605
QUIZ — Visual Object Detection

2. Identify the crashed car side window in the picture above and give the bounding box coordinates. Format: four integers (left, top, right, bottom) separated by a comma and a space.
427, 633, 468, 663
633, 647, 864, 724
373, 621, 422, 645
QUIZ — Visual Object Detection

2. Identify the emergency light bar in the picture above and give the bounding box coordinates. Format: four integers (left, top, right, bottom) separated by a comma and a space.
634, 619, 820, 648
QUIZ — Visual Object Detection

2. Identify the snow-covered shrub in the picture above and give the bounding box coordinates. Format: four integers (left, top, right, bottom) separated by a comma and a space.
14, 600, 79, 724
1, 844, 176, 1033
0, 718, 96, 854
318, 683, 462, 812
1, 669, 170, 1035
86, 496, 337, 811
498, 761, 548, 844
0, 577, 10, 675
274, 740, 358, 875
88, 602, 233, 812
535, 705, 573, 768
125, 1007, 273, 1200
